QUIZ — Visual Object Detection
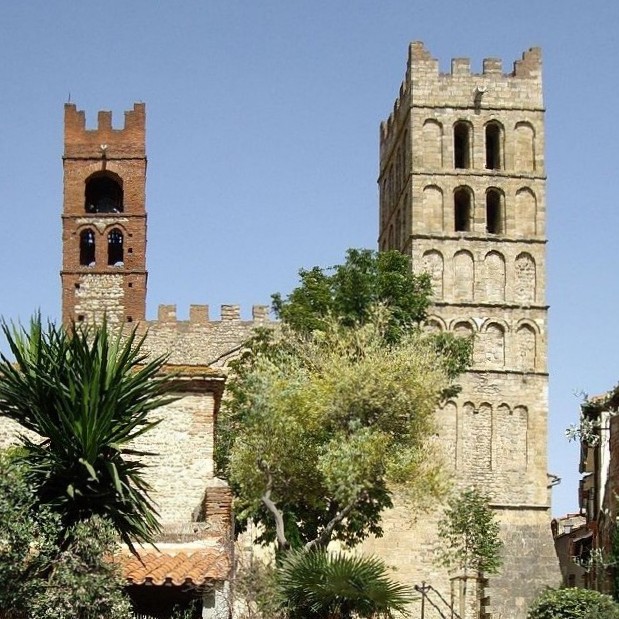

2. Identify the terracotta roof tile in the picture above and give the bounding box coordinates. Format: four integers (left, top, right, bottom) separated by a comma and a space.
121, 549, 230, 586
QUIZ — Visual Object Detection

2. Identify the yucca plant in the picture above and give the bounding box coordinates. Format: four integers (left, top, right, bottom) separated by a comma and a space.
277, 549, 413, 618
0, 316, 178, 550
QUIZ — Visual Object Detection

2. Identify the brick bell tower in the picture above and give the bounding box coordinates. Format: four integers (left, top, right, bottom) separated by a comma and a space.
61, 103, 147, 326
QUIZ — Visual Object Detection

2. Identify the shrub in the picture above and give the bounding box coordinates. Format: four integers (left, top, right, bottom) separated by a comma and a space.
528, 587, 619, 619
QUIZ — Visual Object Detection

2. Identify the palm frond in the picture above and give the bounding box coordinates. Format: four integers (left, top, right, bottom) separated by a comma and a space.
278, 549, 413, 618
0, 316, 178, 549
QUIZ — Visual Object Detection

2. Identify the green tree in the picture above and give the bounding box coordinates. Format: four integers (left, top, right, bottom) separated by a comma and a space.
278, 549, 414, 618
527, 587, 619, 619
271, 248, 469, 389
271, 248, 432, 342
0, 451, 58, 615
0, 316, 177, 549
226, 313, 455, 551
218, 249, 470, 550
27, 517, 133, 619
436, 487, 503, 576
0, 453, 131, 619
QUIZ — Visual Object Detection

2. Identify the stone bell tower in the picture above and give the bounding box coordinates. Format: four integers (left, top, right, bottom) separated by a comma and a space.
61, 103, 147, 326
373, 43, 560, 618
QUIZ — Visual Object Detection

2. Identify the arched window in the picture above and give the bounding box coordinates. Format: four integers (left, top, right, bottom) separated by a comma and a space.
85, 174, 124, 213
485, 122, 502, 170
453, 122, 471, 169
454, 187, 472, 232
79, 229, 95, 266
107, 229, 124, 266
486, 189, 504, 234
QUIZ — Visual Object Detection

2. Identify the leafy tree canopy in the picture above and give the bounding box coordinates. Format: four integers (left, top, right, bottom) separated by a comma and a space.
0, 316, 177, 549
272, 248, 432, 342
436, 487, 503, 576
218, 248, 471, 551
225, 313, 455, 550
271, 249, 470, 383
0, 452, 131, 619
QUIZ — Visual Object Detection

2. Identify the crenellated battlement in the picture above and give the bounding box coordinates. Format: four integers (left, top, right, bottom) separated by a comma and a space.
404, 41, 541, 79
64, 102, 145, 159
380, 42, 543, 158
141, 304, 273, 368
152, 304, 271, 325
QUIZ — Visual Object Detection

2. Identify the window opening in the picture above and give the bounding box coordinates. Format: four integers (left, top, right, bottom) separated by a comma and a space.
85, 175, 123, 213
79, 229, 96, 266
77, 314, 85, 322
108, 229, 124, 266
485, 122, 502, 170
486, 190, 503, 234
454, 122, 471, 169
454, 188, 472, 232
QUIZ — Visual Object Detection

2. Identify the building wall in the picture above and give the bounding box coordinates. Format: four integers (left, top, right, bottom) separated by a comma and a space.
0, 374, 230, 537
140, 303, 270, 367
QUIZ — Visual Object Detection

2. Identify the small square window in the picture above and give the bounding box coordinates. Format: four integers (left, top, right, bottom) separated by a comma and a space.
126, 316, 133, 323
77, 314, 85, 322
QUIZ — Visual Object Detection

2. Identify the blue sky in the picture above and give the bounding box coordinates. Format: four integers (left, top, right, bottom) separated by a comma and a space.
0, 1, 617, 517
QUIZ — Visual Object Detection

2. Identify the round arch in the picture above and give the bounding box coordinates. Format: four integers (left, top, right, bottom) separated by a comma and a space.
85, 171, 124, 213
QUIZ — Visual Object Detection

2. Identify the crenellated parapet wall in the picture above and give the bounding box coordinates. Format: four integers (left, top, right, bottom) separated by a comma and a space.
64, 102, 145, 159
153, 303, 270, 324
140, 303, 273, 367
380, 42, 543, 163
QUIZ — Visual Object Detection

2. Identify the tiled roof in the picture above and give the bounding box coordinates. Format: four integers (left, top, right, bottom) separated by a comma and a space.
122, 548, 231, 586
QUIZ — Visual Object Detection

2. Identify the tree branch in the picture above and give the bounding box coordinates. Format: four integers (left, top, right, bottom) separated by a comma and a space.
257, 460, 289, 551
305, 492, 366, 551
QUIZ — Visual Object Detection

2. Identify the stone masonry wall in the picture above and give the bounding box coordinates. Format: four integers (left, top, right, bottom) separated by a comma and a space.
140, 303, 271, 367
0, 381, 229, 537
131, 393, 217, 529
